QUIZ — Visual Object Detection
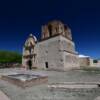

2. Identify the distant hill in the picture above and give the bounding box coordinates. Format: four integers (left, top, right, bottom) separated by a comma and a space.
0, 51, 22, 63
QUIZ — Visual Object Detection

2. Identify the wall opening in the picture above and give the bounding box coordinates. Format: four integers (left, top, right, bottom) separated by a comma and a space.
27, 60, 32, 70
93, 60, 98, 63
45, 62, 48, 68
48, 25, 52, 37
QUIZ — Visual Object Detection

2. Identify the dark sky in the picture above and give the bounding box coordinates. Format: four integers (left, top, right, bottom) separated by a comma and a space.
0, 0, 100, 59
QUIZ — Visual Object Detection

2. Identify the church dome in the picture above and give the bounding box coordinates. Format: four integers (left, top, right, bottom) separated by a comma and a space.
29, 33, 37, 42
24, 34, 37, 48
47, 20, 63, 26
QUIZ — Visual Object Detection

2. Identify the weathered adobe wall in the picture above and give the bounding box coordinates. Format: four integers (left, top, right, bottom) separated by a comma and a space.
41, 20, 72, 40
59, 35, 75, 53
79, 57, 90, 67
35, 35, 79, 71
35, 35, 64, 70
63, 52, 79, 70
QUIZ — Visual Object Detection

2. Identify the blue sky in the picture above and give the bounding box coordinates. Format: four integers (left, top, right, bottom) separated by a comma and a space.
0, 0, 100, 59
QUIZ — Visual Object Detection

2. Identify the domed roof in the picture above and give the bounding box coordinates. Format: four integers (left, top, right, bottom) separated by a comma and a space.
47, 20, 63, 26
29, 33, 37, 42
24, 34, 37, 47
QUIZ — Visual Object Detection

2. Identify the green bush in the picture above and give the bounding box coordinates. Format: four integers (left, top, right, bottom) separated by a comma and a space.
0, 50, 22, 63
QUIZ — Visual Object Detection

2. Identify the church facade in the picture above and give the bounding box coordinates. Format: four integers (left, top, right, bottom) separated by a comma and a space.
22, 20, 80, 71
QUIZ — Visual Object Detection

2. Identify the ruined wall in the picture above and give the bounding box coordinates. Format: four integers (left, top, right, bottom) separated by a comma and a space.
79, 57, 100, 67
79, 57, 90, 67
41, 20, 72, 40
64, 25, 72, 40
89, 59, 100, 67
42, 25, 50, 39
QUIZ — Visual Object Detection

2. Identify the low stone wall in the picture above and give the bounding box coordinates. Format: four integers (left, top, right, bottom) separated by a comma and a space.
1, 75, 48, 88
48, 82, 100, 100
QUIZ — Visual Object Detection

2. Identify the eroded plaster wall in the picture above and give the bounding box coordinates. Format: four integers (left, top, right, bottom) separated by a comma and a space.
35, 35, 79, 70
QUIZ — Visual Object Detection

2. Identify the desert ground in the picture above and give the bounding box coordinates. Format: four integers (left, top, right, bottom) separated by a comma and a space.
0, 68, 100, 100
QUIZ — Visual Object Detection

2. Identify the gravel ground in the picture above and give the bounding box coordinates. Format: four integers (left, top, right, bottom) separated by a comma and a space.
0, 68, 100, 100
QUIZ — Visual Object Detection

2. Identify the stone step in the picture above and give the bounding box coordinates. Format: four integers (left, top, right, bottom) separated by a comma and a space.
48, 82, 100, 89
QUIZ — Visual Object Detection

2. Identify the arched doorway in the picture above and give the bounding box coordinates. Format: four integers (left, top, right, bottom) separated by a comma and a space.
45, 62, 48, 68
27, 59, 32, 70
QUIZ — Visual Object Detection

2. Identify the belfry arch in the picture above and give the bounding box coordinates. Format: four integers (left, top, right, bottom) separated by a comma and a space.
48, 24, 52, 37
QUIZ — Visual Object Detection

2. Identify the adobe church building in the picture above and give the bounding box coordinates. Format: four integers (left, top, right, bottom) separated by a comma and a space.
22, 20, 80, 71
22, 20, 100, 71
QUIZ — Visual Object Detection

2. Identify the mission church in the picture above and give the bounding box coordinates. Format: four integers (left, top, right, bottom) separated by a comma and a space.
22, 20, 100, 71
22, 20, 80, 71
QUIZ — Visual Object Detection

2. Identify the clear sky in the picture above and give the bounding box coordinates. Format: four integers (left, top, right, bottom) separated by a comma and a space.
0, 0, 100, 59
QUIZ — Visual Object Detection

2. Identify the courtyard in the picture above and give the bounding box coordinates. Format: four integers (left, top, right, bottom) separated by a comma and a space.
0, 68, 100, 100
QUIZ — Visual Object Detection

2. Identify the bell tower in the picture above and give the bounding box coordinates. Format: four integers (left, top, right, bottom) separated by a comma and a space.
37, 20, 79, 71
22, 34, 37, 69
41, 20, 72, 40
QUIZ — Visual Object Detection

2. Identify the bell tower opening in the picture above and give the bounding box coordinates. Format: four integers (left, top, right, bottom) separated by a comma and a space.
48, 25, 52, 37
